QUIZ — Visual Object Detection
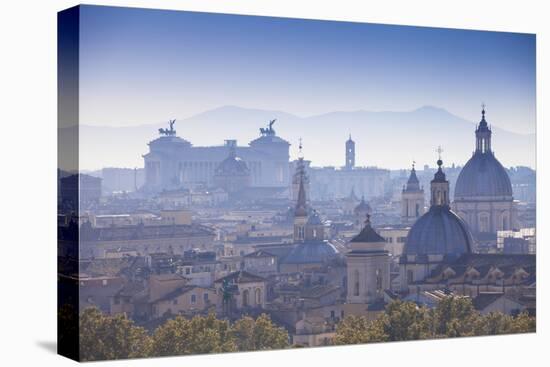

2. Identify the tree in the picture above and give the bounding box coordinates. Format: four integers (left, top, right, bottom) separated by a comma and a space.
382, 300, 432, 341
150, 312, 236, 356
334, 315, 387, 345
433, 296, 479, 337
79, 307, 151, 361
231, 314, 289, 351
473, 311, 535, 336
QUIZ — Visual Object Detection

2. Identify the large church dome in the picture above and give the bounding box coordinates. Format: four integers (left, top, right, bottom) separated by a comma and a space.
403, 206, 473, 256
454, 107, 513, 200
283, 241, 338, 265
214, 141, 250, 177
454, 153, 513, 199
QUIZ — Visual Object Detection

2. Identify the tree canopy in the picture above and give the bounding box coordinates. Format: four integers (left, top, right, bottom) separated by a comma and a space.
78, 297, 534, 361
79, 309, 289, 361
335, 297, 535, 346
79, 307, 151, 361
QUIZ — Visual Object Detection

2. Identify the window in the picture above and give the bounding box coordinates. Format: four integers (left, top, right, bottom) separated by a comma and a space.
255, 288, 262, 306
203, 293, 209, 302
173, 298, 178, 305
191, 294, 196, 304
479, 214, 490, 233
407, 270, 414, 284
330, 310, 335, 319
376, 269, 383, 292
353, 270, 360, 296
242, 289, 249, 307
502, 216, 508, 230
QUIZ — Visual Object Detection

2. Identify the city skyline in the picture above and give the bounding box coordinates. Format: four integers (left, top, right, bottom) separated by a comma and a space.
77, 103, 535, 171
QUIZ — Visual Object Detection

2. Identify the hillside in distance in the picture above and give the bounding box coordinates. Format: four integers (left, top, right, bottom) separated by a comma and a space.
75, 105, 535, 170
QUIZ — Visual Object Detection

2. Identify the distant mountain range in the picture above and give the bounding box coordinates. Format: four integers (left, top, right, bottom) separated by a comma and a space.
71, 105, 535, 170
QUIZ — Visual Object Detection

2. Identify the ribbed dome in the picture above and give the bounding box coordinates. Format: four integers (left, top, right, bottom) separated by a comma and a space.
403, 206, 473, 256
214, 155, 250, 177
455, 152, 512, 199
283, 241, 338, 264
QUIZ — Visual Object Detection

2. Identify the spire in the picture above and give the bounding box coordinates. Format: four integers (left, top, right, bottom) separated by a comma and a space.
294, 171, 307, 217
432, 154, 446, 183
404, 161, 420, 191
479, 103, 488, 127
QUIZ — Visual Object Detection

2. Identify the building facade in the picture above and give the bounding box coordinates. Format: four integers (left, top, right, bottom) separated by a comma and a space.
346, 216, 391, 305
142, 120, 290, 192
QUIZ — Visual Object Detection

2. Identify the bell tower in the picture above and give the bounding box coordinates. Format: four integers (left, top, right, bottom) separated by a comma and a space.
293, 162, 308, 243
430, 148, 450, 208
345, 134, 355, 170
401, 162, 425, 224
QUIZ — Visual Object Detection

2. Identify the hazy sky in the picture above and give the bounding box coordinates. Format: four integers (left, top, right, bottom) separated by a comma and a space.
79, 5, 536, 134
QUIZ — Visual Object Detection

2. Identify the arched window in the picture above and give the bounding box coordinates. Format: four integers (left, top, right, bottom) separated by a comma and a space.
479, 214, 490, 233
242, 289, 249, 307
376, 269, 383, 292
502, 215, 508, 230
353, 270, 360, 296
255, 288, 262, 306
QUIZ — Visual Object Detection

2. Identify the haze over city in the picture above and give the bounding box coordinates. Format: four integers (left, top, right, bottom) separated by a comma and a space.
75, 6, 536, 171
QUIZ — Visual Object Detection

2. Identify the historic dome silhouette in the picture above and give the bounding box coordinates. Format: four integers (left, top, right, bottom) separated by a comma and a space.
214, 142, 250, 177
455, 153, 512, 199
403, 159, 473, 257
454, 107, 513, 200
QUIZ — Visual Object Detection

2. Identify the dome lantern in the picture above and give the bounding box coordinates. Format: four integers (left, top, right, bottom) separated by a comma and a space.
476, 104, 492, 153
430, 151, 450, 207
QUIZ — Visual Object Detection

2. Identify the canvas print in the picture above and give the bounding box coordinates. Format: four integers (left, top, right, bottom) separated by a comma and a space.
57, 5, 536, 362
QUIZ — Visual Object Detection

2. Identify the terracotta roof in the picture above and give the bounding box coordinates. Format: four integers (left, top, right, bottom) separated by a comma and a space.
153, 285, 213, 303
